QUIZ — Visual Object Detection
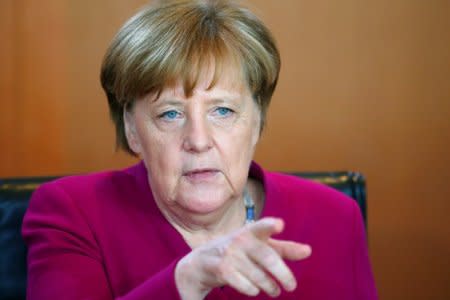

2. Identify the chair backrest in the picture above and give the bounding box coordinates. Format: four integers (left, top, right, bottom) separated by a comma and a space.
291, 171, 367, 224
0, 176, 58, 300
0, 171, 366, 300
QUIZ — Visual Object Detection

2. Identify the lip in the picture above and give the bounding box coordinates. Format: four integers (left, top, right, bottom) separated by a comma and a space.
183, 168, 220, 182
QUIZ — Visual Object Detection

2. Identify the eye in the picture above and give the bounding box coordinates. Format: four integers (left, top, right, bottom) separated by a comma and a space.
213, 107, 234, 117
159, 110, 181, 120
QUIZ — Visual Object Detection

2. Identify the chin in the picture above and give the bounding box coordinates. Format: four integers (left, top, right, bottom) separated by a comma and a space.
177, 187, 231, 215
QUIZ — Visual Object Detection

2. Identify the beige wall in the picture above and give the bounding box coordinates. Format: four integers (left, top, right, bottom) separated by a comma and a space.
1, 1, 449, 299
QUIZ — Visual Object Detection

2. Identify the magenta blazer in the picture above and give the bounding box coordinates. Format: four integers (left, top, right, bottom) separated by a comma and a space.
22, 161, 377, 299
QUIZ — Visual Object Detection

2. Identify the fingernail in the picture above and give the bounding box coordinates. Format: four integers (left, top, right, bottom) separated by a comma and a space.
271, 286, 281, 297
286, 279, 297, 292
271, 218, 284, 231
303, 245, 312, 256
250, 286, 260, 296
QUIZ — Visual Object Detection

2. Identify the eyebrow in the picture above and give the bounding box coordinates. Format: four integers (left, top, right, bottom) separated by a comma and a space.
153, 94, 240, 106
153, 99, 184, 106
208, 97, 235, 105
148, 97, 186, 111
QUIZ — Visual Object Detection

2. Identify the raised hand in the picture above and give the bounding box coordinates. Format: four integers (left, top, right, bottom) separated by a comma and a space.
175, 217, 312, 299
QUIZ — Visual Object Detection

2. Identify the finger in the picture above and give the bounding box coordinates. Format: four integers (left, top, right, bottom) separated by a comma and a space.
268, 239, 312, 261
248, 217, 284, 240
248, 242, 297, 292
234, 251, 281, 297
222, 269, 260, 297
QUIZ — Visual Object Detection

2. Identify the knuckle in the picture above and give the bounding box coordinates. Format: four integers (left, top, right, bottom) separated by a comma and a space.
235, 277, 259, 296
230, 232, 248, 246
214, 240, 234, 258
252, 270, 269, 286
243, 264, 280, 296
212, 259, 230, 279
252, 271, 277, 293
260, 249, 279, 265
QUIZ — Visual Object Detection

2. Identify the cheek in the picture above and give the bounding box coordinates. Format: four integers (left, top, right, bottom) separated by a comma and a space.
218, 115, 260, 168
237, 110, 260, 149
141, 133, 183, 201
136, 123, 182, 173
218, 133, 256, 193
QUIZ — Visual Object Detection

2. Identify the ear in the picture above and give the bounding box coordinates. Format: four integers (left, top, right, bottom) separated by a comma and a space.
123, 109, 142, 155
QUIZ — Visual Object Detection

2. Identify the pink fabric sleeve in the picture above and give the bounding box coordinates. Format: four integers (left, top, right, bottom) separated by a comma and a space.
351, 201, 378, 300
22, 183, 182, 300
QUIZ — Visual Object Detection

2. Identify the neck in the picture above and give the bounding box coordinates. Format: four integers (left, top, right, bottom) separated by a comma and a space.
154, 178, 263, 249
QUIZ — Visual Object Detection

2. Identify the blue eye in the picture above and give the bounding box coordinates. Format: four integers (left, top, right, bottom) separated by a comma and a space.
160, 110, 180, 120
215, 107, 233, 117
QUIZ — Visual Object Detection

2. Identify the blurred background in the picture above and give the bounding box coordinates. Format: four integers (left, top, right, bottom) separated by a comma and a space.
1, 0, 449, 299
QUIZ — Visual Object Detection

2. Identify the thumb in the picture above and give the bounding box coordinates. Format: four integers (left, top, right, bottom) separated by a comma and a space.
248, 217, 284, 240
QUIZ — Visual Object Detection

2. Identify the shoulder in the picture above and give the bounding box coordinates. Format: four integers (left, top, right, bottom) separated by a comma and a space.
261, 169, 362, 241
40, 163, 141, 195
266, 172, 376, 298
22, 162, 147, 251
265, 170, 358, 215
25, 162, 145, 223
35, 162, 143, 197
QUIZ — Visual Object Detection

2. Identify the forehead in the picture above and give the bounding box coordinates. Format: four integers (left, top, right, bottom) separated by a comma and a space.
152, 62, 251, 102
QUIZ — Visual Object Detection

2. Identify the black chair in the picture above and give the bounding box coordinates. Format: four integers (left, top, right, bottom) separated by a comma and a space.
0, 171, 366, 300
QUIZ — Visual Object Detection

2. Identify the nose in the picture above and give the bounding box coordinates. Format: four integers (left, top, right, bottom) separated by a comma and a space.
182, 114, 213, 153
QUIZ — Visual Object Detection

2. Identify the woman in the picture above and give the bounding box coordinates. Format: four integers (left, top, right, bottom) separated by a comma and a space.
22, 0, 377, 299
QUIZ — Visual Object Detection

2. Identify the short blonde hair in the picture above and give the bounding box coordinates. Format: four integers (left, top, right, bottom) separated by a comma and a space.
101, 0, 280, 155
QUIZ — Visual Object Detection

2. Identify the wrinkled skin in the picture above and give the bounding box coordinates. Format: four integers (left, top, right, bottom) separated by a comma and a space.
124, 69, 312, 298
